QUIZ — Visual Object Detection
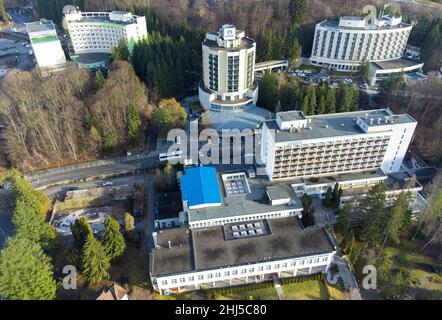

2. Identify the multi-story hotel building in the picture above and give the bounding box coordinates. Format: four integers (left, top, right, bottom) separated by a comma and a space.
63, 7, 147, 55
26, 20, 66, 71
150, 167, 336, 295
309, 15, 412, 72
260, 109, 417, 181
199, 24, 258, 112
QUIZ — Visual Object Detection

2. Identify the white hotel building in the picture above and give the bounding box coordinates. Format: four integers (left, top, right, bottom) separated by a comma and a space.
199, 24, 258, 112
260, 109, 417, 181
150, 167, 336, 295
26, 20, 66, 71
63, 7, 147, 55
310, 15, 412, 72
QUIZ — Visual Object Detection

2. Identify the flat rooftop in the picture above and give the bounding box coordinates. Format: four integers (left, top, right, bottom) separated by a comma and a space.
188, 178, 303, 223
321, 19, 410, 30
151, 217, 336, 276
266, 109, 416, 143
203, 35, 255, 52
151, 228, 194, 276
278, 111, 306, 122
26, 20, 55, 33
372, 58, 424, 71
292, 169, 387, 186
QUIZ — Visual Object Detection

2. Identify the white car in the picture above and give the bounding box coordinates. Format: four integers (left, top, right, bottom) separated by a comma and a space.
102, 182, 114, 187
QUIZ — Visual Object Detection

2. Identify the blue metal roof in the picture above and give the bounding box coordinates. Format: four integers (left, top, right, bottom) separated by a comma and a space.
181, 166, 222, 209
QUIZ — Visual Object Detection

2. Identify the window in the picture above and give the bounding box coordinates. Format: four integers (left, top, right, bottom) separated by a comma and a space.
232, 270, 238, 276
189, 276, 194, 282
224, 271, 230, 276
282, 263, 287, 268
161, 280, 168, 285
215, 273, 221, 278
208, 274, 213, 279
266, 265, 271, 270
172, 279, 177, 284
198, 275, 204, 280
249, 268, 254, 273
241, 269, 247, 274
180, 278, 185, 283
258, 266, 264, 271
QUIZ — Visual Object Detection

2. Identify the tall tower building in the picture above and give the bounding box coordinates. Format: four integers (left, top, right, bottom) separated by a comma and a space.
199, 24, 258, 112
26, 20, 66, 72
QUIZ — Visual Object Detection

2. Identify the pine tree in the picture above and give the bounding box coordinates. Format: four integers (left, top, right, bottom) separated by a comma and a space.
0, 238, 57, 300
359, 183, 388, 248
70, 217, 93, 250
326, 89, 336, 114
324, 187, 333, 207
336, 203, 352, 235
12, 199, 56, 250
82, 234, 110, 283
127, 105, 142, 144
288, 0, 307, 25
94, 69, 105, 92
102, 217, 126, 261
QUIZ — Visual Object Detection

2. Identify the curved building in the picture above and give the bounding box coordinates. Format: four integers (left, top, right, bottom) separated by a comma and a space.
310, 15, 412, 72
199, 24, 258, 112
63, 7, 147, 55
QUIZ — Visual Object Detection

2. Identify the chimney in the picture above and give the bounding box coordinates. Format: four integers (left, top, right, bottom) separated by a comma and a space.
168, 240, 172, 249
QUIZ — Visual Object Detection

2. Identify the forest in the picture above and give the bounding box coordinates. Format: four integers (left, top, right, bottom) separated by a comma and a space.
258, 72, 359, 115
0, 62, 150, 172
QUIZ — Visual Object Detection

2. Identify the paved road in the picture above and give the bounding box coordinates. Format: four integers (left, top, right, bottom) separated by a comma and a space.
32, 153, 159, 189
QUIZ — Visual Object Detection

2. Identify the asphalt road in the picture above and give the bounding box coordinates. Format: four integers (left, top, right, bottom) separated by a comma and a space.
33, 154, 159, 189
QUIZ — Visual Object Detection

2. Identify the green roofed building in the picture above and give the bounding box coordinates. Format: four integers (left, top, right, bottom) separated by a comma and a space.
25, 20, 66, 72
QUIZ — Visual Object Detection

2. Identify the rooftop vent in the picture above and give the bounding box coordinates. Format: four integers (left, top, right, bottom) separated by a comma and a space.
325, 125, 329, 129
341, 123, 345, 127
365, 113, 369, 119
377, 118, 382, 124
370, 118, 374, 125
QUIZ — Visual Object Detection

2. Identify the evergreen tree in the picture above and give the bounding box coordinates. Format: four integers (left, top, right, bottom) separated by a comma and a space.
112, 40, 130, 61
127, 105, 142, 144
0, 238, 57, 300
94, 69, 105, 92
359, 183, 388, 248
376, 250, 394, 284
102, 216, 126, 261
317, 95, 326, 115
306, 86, 316, 115
323, 187, 333, 207
257, 71, 278, 111
289, 0, 307, 25
70, 217, 93, 250
336, 203, 352, 235
82, 234, 110, 283
326, 89, 337, 114
12, 199, 56, 250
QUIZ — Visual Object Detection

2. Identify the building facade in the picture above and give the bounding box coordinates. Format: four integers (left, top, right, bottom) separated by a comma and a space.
199, 24, 258, 112
260, 109, 417, 181
26, 20, 66, 71
150, 218, 336, 295
63, 8, 147, 55
310, 15, 412, 71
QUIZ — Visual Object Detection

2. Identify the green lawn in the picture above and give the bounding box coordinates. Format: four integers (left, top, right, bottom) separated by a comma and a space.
215, 286, 279, 300
326, 283, 345, 300
282, 280, 329, 300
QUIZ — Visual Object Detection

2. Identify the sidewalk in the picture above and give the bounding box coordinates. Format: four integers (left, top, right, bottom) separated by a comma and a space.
272, 276, 284, 300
